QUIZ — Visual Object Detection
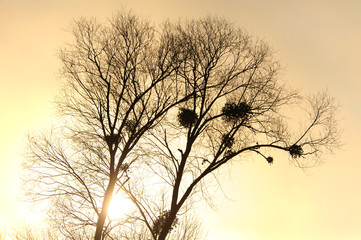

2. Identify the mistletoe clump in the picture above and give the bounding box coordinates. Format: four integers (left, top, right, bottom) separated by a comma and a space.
266, 156, 274, 164
153, 210, 179, 237
222, 134, 234, 148
124, 119, 137, 133
222, 101, 251, 122
119, 163, 130, 172
177, 108, 198, 128
288, 144, 303, 158
224, 149, 235, 158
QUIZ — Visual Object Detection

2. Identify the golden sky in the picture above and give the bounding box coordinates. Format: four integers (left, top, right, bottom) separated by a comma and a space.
1, 0, 361, 239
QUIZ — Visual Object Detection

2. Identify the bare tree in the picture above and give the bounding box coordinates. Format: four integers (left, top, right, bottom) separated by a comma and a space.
22, 13, 340, 240
23, 11, 193, 240
120, 17, 340, 240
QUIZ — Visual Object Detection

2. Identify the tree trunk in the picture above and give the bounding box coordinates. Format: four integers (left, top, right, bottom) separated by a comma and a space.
156, 204, 181, 240
94, 175, 117, 240
157, 215, 174, 240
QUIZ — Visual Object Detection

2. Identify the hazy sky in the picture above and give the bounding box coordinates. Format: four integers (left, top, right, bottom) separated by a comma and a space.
1, 0, 360, 239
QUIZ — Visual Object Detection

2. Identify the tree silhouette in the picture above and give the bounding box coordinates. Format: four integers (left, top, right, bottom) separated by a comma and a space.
119, 17, 340, 240
23, 12, 340, 240
23, 11, 194, 240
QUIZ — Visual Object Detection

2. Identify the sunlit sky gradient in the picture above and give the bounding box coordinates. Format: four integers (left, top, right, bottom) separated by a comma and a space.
1, 0, 360, 239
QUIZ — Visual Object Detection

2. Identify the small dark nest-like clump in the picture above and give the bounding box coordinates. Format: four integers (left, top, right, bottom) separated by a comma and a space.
266, 156, 274, 164
153, 210, 179, 236
222, 101, 251, 123
224, 149, 235, 158
222, 134, 234, 148
119, 163, 130, 172
288, 144, 303, 158
124, 119, 137, 133
177, 108, 198, 128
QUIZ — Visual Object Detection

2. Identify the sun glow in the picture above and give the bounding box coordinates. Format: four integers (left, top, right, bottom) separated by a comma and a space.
108, 194, 133, 220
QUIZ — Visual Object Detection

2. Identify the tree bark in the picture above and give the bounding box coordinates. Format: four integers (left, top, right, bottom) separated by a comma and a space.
94, 175, 117, 240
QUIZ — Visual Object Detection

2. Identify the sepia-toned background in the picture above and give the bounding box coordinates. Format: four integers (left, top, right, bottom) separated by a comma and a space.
1, 0, 360, 239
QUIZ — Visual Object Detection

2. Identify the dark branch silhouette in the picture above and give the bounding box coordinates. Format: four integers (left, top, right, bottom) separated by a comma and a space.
22, 12, 340, 240
121, 17, 340, 240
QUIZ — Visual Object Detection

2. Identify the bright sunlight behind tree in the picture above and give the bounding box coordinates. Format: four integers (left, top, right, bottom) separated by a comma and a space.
22, 10, 340, 240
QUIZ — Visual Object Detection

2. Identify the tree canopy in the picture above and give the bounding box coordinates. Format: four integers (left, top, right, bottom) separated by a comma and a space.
23, 11, 340, 240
